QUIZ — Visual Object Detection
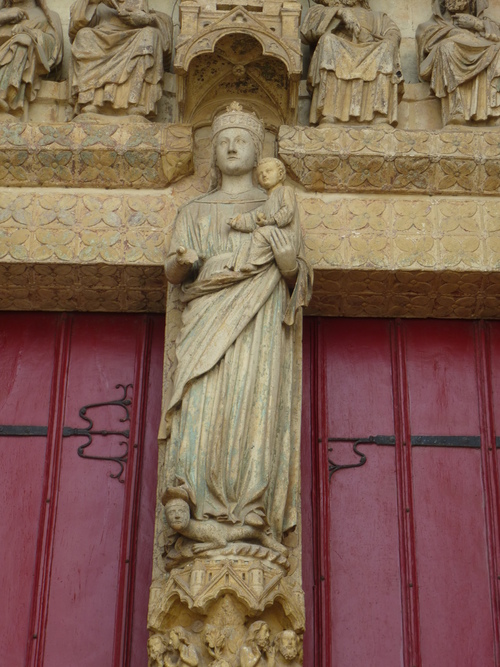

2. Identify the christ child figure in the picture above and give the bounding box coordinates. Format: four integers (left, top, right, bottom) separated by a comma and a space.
229, 157, 298, 273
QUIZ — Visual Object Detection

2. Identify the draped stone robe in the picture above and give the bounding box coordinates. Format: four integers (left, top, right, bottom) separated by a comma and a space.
162, 189, 312, 542
417, 2, 500, 123
69, 0, 172, 115
301, 4, 403, 125
0, 7, 62, 113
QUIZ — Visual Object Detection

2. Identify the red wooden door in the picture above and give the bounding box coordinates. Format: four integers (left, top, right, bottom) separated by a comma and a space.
302, 318, 500, 667
0, 313, 164, 667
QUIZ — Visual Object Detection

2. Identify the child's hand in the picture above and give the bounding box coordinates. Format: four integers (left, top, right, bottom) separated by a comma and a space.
256, 212, 267, 226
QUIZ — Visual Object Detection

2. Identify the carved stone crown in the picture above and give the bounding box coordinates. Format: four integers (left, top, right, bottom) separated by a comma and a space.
212, 102, 265, 145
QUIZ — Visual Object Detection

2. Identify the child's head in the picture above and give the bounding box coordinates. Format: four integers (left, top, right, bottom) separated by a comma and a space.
256, 157, 286, 190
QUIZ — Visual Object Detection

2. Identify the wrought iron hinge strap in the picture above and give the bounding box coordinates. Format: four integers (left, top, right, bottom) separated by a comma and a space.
0, 384, 132, 483
326, 435, 499, 480
0, 426, 130, 438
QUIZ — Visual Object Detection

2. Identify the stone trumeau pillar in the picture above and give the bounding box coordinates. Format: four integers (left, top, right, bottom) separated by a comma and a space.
147, 100, 312, 666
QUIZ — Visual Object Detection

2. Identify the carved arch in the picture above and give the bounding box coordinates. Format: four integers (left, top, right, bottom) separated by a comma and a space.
174, 5, 302, 126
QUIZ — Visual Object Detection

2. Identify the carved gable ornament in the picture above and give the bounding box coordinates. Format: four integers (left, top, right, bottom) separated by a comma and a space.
174, 0, 302, 127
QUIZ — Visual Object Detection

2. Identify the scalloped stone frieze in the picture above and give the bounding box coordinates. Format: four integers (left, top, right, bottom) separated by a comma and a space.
278, 125, 500, 197
0, 122, 193, 190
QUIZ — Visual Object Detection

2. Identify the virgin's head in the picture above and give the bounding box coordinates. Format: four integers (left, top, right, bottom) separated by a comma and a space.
214, 128, 257, 177
210, 102, 264, 187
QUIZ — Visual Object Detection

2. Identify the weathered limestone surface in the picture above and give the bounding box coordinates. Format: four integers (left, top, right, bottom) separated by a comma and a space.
1, 2, 500, 665
279, 124, 500, 196
0, 122, 499, 318
0, 1, 63, 119
69, 0, 173, 119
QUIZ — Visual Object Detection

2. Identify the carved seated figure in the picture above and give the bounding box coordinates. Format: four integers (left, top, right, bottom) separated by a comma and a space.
69, 0, 172, 119
417, 0, 500, 125
301, 0, 403, 126
163, 488, 289, 557
0, 0, 62, 117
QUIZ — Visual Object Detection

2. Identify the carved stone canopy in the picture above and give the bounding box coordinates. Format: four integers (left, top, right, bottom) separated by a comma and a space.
174, 0, 302, 127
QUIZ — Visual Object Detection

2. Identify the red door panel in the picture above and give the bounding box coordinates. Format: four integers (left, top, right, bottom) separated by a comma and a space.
320, 320, 404, 667
301, 319, 315, 665
0, 314, 60, 666
1, 313, 164, 667
128, 318, 166, 667
305, 318, 500, 667
406, 322, 495, 667
42, 315, 144, 667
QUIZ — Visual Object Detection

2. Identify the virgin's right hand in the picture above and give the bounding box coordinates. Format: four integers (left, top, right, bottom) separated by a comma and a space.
176, 246, 198, 266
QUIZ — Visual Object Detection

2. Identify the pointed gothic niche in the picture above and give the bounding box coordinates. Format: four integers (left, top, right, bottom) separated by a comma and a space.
174, 0, 302, 128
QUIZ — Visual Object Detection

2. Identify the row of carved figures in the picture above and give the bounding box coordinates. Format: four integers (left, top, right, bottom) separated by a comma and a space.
0, 0, 172, 120
3, 0, 500, 127
148, 623, 301, 667
302, 0, 500, 127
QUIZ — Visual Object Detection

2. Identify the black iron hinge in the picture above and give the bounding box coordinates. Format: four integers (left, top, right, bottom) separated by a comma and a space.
0, 384, 132, 483
326, 434, 497, 481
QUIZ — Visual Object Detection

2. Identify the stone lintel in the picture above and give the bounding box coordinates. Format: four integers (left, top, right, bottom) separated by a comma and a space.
0, 122, 193, 189
0, 187, 499, 318
279, 125, 500, 197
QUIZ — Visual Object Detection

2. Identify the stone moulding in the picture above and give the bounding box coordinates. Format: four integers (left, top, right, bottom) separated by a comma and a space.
0, 122, 193, 190
278, 125, 500, 196
149, 557, 305, 633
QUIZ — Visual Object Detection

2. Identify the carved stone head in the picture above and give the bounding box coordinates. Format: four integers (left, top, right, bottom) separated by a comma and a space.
275, 630, 300, 661
247, 621, 271, 650
214, 128, 259, 177
164, 498, 190, 532
210, 103, 264, 186
256, 158, 286, 191
148, 634, 166, 664
167, 627, 189, 652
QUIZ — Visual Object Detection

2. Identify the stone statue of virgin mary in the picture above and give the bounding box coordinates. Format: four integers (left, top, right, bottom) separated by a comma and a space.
162, 103, 312, 546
